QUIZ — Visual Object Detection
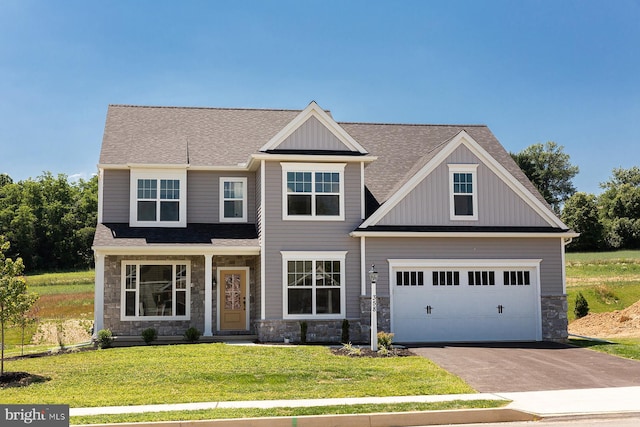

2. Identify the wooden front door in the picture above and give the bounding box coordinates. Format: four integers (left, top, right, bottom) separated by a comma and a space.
219, 269, 247, 330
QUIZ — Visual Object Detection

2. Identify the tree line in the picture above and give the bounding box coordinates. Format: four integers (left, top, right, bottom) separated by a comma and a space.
0, 172, 97, 272
511, 142, 640, 252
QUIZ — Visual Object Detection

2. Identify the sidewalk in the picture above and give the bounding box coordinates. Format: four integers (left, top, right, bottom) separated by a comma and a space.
70, 386, 640, 424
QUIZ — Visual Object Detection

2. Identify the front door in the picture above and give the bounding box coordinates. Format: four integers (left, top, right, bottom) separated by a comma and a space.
219, 269, 248, 330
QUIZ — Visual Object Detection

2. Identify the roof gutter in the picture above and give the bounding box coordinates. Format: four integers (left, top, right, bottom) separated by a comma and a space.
350, 231, 581, 239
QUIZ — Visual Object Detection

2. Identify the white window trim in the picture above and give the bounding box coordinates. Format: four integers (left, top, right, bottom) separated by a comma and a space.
120, 260, 191, 321
281, 251, 347, 320
448, 164, 479, 221
219, 177, 248, 223
281, 162, 346, 221
129, 169, 187, 227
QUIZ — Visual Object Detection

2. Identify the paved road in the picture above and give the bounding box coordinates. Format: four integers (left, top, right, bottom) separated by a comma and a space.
410, 342, 640, 392
429, 414, 640, 427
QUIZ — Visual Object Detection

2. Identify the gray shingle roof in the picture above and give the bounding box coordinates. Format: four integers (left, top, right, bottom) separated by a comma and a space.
99, 104, 549, 208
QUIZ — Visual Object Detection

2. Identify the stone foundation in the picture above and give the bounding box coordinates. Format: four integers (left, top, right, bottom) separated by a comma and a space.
541, 294, 568, 342
254, 319, 363, 343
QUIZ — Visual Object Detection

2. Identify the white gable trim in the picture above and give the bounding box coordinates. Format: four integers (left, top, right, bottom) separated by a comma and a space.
259, 101, 368, 154
360, 130, 567, 229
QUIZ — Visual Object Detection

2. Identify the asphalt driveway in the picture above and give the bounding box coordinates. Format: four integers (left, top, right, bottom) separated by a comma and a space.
409, 342, 640, 393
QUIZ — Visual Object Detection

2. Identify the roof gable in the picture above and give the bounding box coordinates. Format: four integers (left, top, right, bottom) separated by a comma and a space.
259, 101, 368, 154
360, 130, 567, 229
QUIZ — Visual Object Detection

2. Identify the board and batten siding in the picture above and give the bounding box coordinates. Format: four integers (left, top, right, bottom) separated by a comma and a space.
262, 161, 363, 320
101, 169, 130, 223
277, 116, 353, 152
187, 171, 256, 224
364, 237, 564, 297
377, 144, 550, 227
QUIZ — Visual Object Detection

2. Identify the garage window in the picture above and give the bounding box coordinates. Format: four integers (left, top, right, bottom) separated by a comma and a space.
468, 271, 495, 286
504, 271, 530, 286
396, 271, 424, 286
432, 271, 460, 286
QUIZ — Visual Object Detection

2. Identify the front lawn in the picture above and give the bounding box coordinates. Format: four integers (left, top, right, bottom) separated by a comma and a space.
569, 338, 640, 361
2, 343, 475, 408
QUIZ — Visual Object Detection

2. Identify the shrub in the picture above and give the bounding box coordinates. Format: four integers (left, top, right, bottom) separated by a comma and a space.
96, 329, 114, 349
183, 327, 201, 343
377, 331, 394, 349
341, 342, 361, 356
299, 321, 308, 344
574, 292, 590, 319
141, 327, 158, 345
341, 319, 350, 343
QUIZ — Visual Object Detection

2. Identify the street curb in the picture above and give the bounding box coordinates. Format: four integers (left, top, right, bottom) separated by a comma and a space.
78, 408, 538, 427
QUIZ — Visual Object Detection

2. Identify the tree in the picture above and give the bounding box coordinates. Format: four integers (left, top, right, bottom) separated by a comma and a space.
0, 236, 38, 375
511, 142, 579, 213
561, 192, 604, 251
599, 167, 640, 249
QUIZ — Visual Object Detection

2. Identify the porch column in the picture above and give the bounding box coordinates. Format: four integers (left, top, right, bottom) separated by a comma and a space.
204, 254, 213, 337
93, 252, 105, 337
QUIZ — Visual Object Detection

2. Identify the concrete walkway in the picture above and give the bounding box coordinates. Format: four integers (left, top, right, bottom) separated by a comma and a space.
70, 386, 640, 418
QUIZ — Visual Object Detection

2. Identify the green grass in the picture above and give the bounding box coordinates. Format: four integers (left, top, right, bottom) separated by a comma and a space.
70, 400, 507, 425
566, 282, 640, 322
566, 250, 640, 263
26, 270, 95, 288
569, 338, 640, 361
2, 344, 475, 408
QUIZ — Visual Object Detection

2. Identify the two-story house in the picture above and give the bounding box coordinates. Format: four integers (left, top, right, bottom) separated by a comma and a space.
92, 101, 577, 343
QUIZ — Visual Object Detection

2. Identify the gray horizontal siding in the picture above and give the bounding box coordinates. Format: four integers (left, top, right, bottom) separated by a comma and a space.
102, 169, 130, 223
187, 171, 256, 224
364, 237, 563, 297
377, 144, 550, 227
278, 116, 352, 151
262, 161, 363, 319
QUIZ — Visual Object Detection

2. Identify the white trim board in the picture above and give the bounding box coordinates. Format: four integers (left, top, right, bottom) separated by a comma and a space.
259, 101, 368, 154
359, 130, 567, 229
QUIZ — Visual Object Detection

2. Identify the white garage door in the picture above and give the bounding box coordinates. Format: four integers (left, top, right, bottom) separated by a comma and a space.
391, 260, 541, 342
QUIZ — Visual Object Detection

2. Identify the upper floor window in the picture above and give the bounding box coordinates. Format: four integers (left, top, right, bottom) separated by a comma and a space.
130, 169, 187, 227
281, 163, 345, 221
449, 164, 478, 220
220, 177, 247, 222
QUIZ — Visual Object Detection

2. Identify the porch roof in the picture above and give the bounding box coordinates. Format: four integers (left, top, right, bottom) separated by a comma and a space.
93, 223, 259, 248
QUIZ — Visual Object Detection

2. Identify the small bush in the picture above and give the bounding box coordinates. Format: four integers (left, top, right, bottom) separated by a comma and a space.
299, 321, 308, 344
377, 331, 394, 349
341, 319, 350, 343
96, 329, 114, 349
141, 328, 158, 345
183, 327, 201, 343
574, 292, 590, 319
341, 342, 362, 356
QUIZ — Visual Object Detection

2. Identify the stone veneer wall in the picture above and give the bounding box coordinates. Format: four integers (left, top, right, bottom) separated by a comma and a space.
102, 254, 258, 337
103, 255, 205, 336
541, 295, 568, 342
212, 255, 257, 334
253, 296, 390, 344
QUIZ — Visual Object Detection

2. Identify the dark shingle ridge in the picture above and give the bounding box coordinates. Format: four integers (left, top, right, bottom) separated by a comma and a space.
338, 121, 487, 127
108, 104, 305, 113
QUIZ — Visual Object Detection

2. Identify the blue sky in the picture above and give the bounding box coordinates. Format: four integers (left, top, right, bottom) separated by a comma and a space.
1, 0, 638, 195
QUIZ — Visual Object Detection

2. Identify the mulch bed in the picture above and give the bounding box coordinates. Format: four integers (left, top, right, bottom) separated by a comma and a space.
0, 371, 49, 388
331, 346, 415, 358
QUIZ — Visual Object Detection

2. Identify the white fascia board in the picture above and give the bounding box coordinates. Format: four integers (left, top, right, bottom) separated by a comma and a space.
350, 231, 580, 239
456, 134, 568, 229
360, 130, 567, 229
92, 246, 260, 256
250, 153, 376, 164
259, 101, 369, 154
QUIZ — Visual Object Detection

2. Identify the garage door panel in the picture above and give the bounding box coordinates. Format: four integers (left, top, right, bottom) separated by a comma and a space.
392, 264, 539, 342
